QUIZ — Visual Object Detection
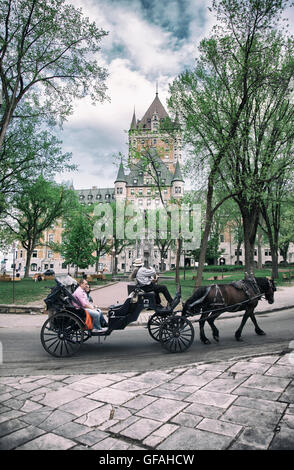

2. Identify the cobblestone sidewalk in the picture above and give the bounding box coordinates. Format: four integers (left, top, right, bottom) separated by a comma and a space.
0, 351, 293, 450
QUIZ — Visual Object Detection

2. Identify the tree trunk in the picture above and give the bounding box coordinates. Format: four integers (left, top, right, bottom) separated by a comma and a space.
24, 250, 33, 278
195, 185, 213, 288
241, 207, 259, 275
257, 230, 263, 269
236, 239, 241, 265
175, 238, 182, 291
95, 251, 100, 273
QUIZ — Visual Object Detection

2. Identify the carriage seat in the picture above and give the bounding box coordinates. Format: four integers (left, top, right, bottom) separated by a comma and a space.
127, 284, 157, 310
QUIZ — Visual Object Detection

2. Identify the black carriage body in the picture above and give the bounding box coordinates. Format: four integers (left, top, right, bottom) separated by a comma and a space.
107, 295, 145, 330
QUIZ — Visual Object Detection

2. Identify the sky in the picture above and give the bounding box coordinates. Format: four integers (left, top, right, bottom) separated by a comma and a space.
56, 0, 216, 190
56, 0, 294, 191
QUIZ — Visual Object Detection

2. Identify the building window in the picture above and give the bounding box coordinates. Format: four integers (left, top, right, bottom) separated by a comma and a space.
117, 187, 123, 194
96, 194, 101, 200
31, 263, 37, 271
32, 250, 37, 258
48, 234, 54, 243
131, 189, 134, 195
235, 249, 242, 256
220, 234, 224, 242
48, 251, 53, 258
265, 250, 271, 256
88, 194, 93, 200
133, 179, 138, 184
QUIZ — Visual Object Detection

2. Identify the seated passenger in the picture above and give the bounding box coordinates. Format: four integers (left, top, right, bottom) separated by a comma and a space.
131, 258, 173, 307
72, 279, 107, 332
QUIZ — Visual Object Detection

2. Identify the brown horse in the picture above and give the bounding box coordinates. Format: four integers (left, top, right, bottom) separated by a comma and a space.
182, 277, 276, 344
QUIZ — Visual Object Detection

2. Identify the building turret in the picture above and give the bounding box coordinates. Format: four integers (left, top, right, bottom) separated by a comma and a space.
171, 160, 184, 198
114, 160, 127, 200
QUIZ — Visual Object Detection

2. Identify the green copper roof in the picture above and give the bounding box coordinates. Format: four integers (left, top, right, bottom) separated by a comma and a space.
172, 160, 184, 182
115, 161, 127, 183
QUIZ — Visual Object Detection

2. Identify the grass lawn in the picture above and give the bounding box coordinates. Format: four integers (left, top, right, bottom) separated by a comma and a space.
0, 277, 110, 305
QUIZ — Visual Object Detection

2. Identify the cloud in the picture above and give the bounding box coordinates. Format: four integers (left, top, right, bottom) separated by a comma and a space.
57, 0, 213, 189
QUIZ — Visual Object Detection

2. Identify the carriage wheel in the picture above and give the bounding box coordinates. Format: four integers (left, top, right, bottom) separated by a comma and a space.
147, 313, 169, 342
159, 316, 194, 353
41, 312, 84, 358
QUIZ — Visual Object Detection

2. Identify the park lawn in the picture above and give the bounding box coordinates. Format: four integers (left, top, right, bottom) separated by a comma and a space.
0, 277, 110, 305
0, 278, 56, 305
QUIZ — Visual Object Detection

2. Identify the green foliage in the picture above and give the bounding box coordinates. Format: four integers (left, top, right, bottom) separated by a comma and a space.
0, 117, 75, 202
0, 0, 109, 140
2, 176, 76, 275
59, 207, 96, 271
169, 0, 294, 274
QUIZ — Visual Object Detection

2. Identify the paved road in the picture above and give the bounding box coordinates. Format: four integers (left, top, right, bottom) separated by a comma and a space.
1, 308, 293, 376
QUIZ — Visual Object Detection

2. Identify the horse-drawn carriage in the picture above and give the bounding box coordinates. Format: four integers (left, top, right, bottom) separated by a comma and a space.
40, 277, 194, 357
40, 275, 276, 358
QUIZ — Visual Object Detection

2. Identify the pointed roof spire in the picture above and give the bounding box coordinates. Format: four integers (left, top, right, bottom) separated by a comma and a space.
115, 160, 127, 183
172, 160, 184, 182
139, 92, 168, 129
130, 107, 137, 130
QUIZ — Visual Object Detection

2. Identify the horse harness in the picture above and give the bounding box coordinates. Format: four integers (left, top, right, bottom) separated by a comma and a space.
188, 276, 264, 315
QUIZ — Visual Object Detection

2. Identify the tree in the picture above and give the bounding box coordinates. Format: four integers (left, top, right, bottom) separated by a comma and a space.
0, 117, 75, 213
279, 202, 294, 263
2, 176, 75, 276
169, 0, 294, 281
59, 210, 96, 276
260, 177, 294, 276
84, 203, 111, 273
0, 0, 108, 148
93, 200, 133, 275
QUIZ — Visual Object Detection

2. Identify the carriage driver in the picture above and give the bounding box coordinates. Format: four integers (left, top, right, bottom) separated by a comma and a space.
130, 258, 173, 307
72, 279, 108, 333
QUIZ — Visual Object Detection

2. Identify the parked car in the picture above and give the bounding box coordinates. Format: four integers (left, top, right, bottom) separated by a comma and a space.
43, 269, 55, 276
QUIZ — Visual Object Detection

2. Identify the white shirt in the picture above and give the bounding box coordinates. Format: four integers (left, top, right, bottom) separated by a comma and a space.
136, 267, 156, 286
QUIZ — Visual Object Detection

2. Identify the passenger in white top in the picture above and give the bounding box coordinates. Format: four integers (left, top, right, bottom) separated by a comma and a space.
130, 258, 173, 307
